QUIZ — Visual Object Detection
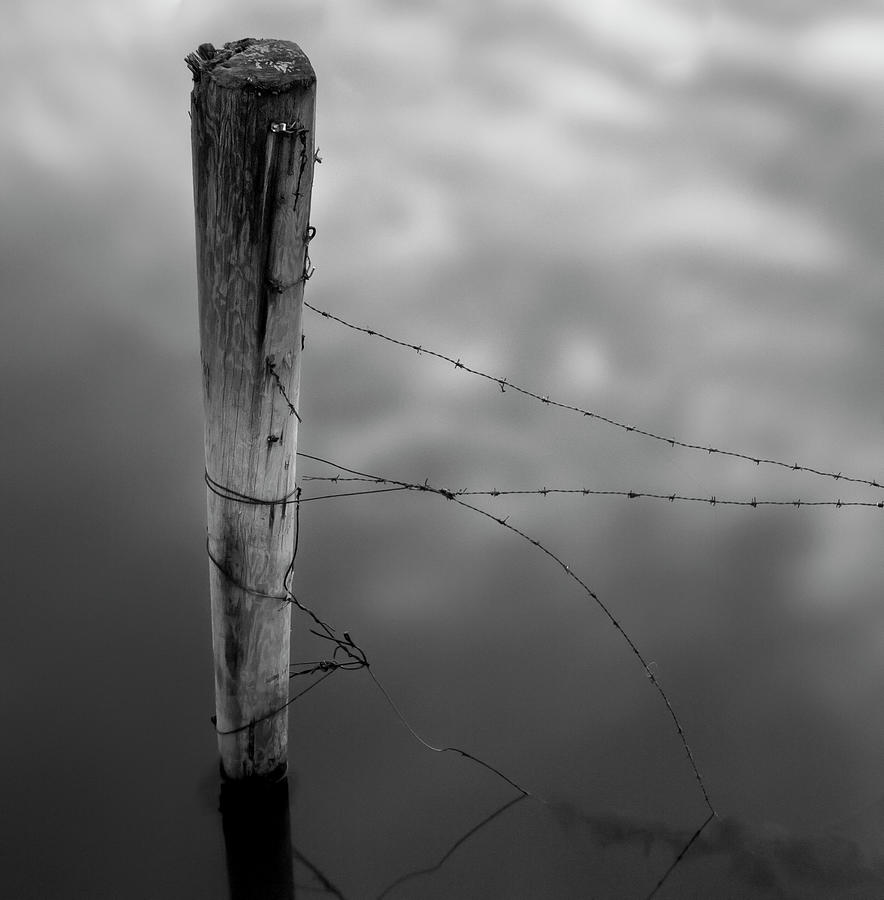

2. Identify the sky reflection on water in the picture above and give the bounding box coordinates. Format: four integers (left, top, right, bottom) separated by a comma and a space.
3, 1, 884, 897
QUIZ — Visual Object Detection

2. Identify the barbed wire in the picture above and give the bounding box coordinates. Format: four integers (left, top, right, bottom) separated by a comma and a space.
297, 450, 716, 817
298, 450, 718, 897
204, 456, 715, 895
301, 474, 884, 511
201, 300, 880, 893
204, 471, 370, 735
305, 302, 883, 492
204, 467, 549, 797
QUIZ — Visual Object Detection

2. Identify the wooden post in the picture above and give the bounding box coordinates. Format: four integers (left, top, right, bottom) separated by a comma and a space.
186, 38, 316, 780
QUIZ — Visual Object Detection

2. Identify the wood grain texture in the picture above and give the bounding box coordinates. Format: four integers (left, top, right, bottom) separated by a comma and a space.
189, 38, 316, 780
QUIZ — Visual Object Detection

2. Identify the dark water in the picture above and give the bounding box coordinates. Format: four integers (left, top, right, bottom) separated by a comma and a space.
3, 313, 884, 899
4, 3, 884, 898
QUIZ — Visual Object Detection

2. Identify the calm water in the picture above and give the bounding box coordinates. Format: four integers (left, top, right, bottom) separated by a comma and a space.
4, 2, 884, 897
4, 322, 884, 899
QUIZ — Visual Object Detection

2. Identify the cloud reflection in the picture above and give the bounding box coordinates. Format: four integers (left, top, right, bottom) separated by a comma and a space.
4, 1, 884, 897
553, 801, 884, 897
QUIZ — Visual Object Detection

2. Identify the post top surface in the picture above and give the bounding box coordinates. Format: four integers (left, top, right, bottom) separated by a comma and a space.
186, 38, 315, 91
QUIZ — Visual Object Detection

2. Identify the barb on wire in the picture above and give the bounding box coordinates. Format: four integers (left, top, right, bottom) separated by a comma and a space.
297, 450, 716, 818
456, 489, 882, 509
301, 475, 884, 511
305, 302, 883, 491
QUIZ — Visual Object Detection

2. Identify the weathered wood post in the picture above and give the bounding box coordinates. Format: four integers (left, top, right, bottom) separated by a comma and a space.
186, 38, 316, 780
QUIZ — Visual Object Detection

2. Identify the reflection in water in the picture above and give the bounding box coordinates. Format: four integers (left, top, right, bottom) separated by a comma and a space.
645, 812, 716, 900
282, 784, 884, 899
291, 843, 349, 899
374, 794, 527, 900
219, 772, 526, 899
221, 774, 350, 899
220, 776, 296, 900
552, 802, 884, 898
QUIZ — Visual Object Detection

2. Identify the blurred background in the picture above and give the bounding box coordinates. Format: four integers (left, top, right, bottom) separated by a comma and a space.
2, 1, 884, 897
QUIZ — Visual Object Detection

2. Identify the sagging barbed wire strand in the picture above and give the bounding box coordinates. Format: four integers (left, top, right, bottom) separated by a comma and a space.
304, 302, 882, 492
297, 451, 715, 817
204, 471, 370, 734
363, 568, 711, 900
289, 471, 553, 800
205, 467, 561, 817
301, 475, 884, 510
300, 452, 718, 897
206, 460, 711, 896
206, 468, 537, 799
